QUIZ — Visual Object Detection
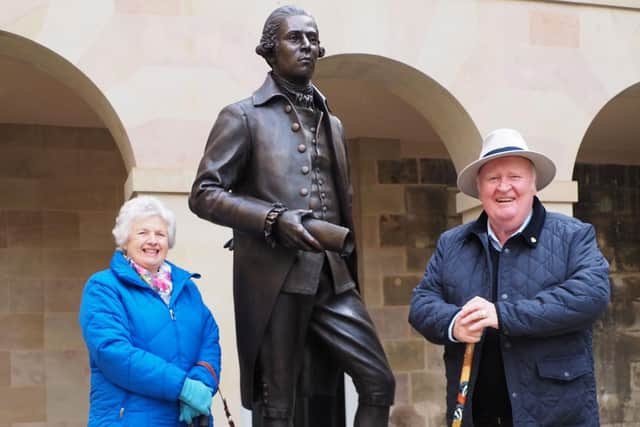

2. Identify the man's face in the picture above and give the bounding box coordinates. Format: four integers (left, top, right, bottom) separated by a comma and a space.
477, 156, 537, 235
271, 15, 320, 85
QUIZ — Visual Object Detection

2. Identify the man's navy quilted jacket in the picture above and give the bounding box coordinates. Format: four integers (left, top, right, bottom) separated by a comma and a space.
409, 197, 610, 426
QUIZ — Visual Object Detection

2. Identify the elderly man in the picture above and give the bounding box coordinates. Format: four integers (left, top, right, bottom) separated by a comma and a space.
189, 5, 394, 427
409, 128, 610, 427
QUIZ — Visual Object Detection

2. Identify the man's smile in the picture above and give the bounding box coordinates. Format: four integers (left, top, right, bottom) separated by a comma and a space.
496, 197, 515, 203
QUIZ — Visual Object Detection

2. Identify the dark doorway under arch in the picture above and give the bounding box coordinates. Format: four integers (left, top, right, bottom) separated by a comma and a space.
573, 82, 640, 425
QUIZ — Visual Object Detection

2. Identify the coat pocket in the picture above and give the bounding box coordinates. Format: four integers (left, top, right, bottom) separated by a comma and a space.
532, 353, 592, 426
537, 353, 591, 382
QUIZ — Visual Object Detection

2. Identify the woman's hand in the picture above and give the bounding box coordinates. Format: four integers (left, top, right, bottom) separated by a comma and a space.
179, 378, 212, 415
179, 401, 201, 424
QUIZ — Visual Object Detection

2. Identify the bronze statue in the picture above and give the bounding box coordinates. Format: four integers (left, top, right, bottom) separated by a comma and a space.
189, 6, 395, 426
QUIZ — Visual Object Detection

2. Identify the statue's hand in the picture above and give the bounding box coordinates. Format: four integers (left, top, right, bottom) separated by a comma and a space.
275, 210, 323, 252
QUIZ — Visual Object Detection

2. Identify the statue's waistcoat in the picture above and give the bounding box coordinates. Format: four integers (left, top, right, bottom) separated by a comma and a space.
280, 106, 355, 295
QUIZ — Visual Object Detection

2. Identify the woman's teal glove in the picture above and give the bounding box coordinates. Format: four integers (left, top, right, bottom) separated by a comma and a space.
179, 378, 213, 415
179, 402, 201, 424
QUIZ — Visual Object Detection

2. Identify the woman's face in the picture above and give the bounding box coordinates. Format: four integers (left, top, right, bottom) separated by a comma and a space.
124, 215, 169, 272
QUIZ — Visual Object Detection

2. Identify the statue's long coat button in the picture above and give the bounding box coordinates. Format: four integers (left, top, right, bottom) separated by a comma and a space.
300, 188, 309, 196
291, 122, 300, 132
298, 144, 307, 153
284, 105, 293, 113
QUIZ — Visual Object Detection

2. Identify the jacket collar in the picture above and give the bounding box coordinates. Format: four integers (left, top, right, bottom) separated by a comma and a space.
110, 250, 200, 299
466, 196, 546, 248
252, 72, 330, 112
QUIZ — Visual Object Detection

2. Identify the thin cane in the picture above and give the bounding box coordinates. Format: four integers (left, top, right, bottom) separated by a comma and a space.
451, 343, 475, 427
193, 360, 236, 427
214, 384, 236, 427
191, 387, 235, 427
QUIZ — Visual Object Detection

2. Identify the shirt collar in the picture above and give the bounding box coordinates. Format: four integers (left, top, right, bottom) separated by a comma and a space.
467, 196, 546, 250
487, 210, 532, 251
252, 72, 330, 111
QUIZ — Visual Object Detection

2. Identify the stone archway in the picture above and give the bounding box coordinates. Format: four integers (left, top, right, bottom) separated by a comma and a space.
0, 31, 129, 425
0, 30, 134, 171
573, 82, 640, 427
315, 53, 481, 172
315, 54, 481, 427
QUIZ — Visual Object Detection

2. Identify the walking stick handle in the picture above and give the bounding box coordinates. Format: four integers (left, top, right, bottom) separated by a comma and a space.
451, 343, 475, 427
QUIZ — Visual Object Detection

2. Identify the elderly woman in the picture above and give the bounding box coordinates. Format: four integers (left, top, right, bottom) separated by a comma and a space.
79, 196, 221, 426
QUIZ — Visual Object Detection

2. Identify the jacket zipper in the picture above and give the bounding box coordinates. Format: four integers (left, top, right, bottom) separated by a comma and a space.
119, 393, 130, 420
170, 305, 180, 364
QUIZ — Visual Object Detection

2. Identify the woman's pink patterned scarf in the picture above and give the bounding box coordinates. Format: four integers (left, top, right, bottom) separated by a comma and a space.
128, 258, 173, 305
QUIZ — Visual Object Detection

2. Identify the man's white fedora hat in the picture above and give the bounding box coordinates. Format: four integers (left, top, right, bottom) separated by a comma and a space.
457, 128, 556, 198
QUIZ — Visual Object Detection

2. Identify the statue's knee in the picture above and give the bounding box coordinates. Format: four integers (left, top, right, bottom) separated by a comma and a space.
360, 368, 396, 406
377, 366, 396, 396
383, 368, 396, 394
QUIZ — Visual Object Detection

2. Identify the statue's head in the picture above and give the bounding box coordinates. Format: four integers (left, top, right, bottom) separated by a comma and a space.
256, 6, 326, 85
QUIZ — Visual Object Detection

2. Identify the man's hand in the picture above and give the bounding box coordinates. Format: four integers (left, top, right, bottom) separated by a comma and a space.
453, 296, 499, 343
275, 209, 323, 252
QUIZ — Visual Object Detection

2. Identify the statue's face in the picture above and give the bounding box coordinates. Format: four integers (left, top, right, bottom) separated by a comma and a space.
271, 14, 320, 85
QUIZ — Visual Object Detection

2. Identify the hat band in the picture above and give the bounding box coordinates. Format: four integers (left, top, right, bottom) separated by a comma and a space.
482, 146, 524, 158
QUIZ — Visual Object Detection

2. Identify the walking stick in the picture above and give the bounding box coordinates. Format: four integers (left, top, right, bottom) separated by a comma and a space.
451, 343, 475, 427
193, 361, 236, 427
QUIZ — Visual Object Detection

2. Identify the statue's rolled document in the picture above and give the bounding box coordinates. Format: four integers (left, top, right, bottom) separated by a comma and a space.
303, 218, 354, 255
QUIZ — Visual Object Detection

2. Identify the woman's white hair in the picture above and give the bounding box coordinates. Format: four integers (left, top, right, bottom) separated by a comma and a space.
112, 196, 177, 249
